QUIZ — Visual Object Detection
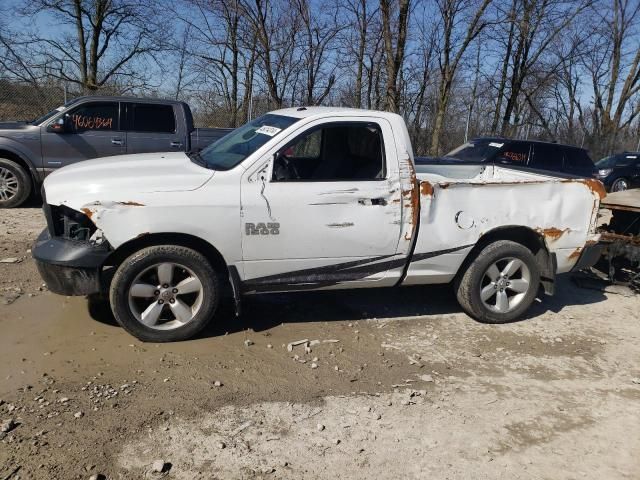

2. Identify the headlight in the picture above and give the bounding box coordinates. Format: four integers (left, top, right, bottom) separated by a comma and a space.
596, 168, 613, 177
49, 205, 96, 241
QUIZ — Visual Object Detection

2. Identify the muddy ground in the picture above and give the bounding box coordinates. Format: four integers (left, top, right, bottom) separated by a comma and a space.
0, 207, 639, 480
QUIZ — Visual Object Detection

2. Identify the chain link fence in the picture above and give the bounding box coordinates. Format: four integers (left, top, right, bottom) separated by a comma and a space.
0, 78, 273, 128
0, 80, 68, 123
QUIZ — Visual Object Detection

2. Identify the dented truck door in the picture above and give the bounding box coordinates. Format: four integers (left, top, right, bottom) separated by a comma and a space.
239, 118, 404, 291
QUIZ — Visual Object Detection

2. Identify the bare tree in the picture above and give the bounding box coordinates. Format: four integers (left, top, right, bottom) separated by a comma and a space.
245, 0, 303, 108
360, 24, 386, 109
403, 8, 437, 153
21, 0, 166, 92
1, 0, 639, 155
490, 0, 517, 132
240, 33, 258, 123
293, 0, 342, 105
493, 0, 591, 136
342, 0, 379, 108
380, 0, 411, 112
0, 27, 43, 91
429, 0, 492, 155
174, 0, 248, 126
585, 0, 640, 155
172, 24, 195, 100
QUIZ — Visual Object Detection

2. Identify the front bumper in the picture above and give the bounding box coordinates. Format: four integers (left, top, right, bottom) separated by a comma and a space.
32, 229, 110, 295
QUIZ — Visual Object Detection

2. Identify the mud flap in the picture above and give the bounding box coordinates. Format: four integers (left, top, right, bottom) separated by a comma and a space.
228, 265, 242, 317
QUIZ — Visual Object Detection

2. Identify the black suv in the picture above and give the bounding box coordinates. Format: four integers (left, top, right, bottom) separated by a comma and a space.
416, 137, 595, 177
593, 152, 640, 192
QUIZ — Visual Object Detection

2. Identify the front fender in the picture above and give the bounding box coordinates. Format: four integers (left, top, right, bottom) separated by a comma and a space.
76, 199, 241, 268
0, 136, 41, 176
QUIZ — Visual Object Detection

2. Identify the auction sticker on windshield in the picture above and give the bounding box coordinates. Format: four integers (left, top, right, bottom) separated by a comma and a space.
256, 126, 282, 136
489, 142, 504, 148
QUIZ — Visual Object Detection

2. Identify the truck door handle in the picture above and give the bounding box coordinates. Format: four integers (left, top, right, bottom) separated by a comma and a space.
111, 138, 124, 146
359, 198, 388, 206
170, 141, 183, 148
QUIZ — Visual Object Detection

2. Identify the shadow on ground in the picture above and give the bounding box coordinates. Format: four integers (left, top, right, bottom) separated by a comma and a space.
87, 274, 607, 340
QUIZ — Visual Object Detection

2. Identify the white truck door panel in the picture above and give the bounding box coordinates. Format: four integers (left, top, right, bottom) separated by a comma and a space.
240, 118, 404, 288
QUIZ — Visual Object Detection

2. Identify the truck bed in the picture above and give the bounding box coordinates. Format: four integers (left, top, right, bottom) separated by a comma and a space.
405, 163, 604, 285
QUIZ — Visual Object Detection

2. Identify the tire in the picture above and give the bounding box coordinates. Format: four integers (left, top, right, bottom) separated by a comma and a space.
610, 177, 629, 192
455, 240, 540, 324
109, 245, 220, 342
0, 158, 32, 208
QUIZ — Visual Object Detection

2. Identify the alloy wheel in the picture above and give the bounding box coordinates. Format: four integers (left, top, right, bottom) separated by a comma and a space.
127, 262, 204, 330
611, 178, 628, 192
0, 167, 19, 202
479, 257, 532, 313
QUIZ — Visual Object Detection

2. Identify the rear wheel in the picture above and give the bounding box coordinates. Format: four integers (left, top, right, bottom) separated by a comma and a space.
0, 158, 31, 208
109, 245, 219, 342
455, 240, 540, 324
610, 177, 629, 192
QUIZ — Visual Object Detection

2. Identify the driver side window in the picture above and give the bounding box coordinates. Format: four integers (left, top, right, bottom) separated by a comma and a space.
272, 123, 385, 182
66, 102, 119, 133
289, 129, 321, 159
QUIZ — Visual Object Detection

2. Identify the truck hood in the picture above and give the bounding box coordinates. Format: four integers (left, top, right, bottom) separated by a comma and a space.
0, 121, 31, 130
0, 122, 40, 136
44, 152, 214, 205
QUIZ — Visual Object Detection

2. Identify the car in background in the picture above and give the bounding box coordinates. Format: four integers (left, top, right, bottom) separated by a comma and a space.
0, 96, 233, 208
593, 152, 640, 192
416, 137, 595, 178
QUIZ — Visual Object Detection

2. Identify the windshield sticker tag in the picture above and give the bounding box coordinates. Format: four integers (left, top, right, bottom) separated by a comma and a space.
626, 155, 637, 159
488, 142, 504, 148
256, 126, 282, 136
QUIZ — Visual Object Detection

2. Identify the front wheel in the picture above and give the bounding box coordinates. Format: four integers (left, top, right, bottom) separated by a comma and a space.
455, 240, 540, 324
109, 245, 219, 342
0, 158, 32, 208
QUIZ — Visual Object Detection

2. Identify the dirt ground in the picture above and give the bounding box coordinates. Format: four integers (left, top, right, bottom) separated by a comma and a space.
1, 207, 639, 480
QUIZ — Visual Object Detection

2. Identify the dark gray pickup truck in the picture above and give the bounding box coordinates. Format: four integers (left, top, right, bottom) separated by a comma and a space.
0, 96, 232, 207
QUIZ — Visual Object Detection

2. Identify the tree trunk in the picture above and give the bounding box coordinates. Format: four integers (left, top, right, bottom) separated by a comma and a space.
354, 0, 367, 108
380, 0, 410, 113
72, 0, 88, 88
429, 78, 450, 155
491, 0, 517, 133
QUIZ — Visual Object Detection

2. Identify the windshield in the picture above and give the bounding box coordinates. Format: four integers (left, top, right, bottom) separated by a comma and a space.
445, 139, 505, 162
196, 114, 299, 170
33, 108, 64, 125
32, 98, 82, 125
596, 154, 637, 168
596, 156, 617, 168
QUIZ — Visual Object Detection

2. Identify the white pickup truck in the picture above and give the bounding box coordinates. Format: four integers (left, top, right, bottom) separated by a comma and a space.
33, 107, 604, 342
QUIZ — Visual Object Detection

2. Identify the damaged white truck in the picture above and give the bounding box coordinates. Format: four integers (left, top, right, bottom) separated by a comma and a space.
33, 107, 605, 342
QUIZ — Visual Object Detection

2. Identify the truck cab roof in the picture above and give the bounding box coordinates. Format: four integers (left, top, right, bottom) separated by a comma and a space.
272, 106, 403, 121
68, 95, 189, 106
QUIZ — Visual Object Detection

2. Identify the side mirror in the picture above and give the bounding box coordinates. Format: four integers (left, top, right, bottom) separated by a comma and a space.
46, 115, 68, 133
